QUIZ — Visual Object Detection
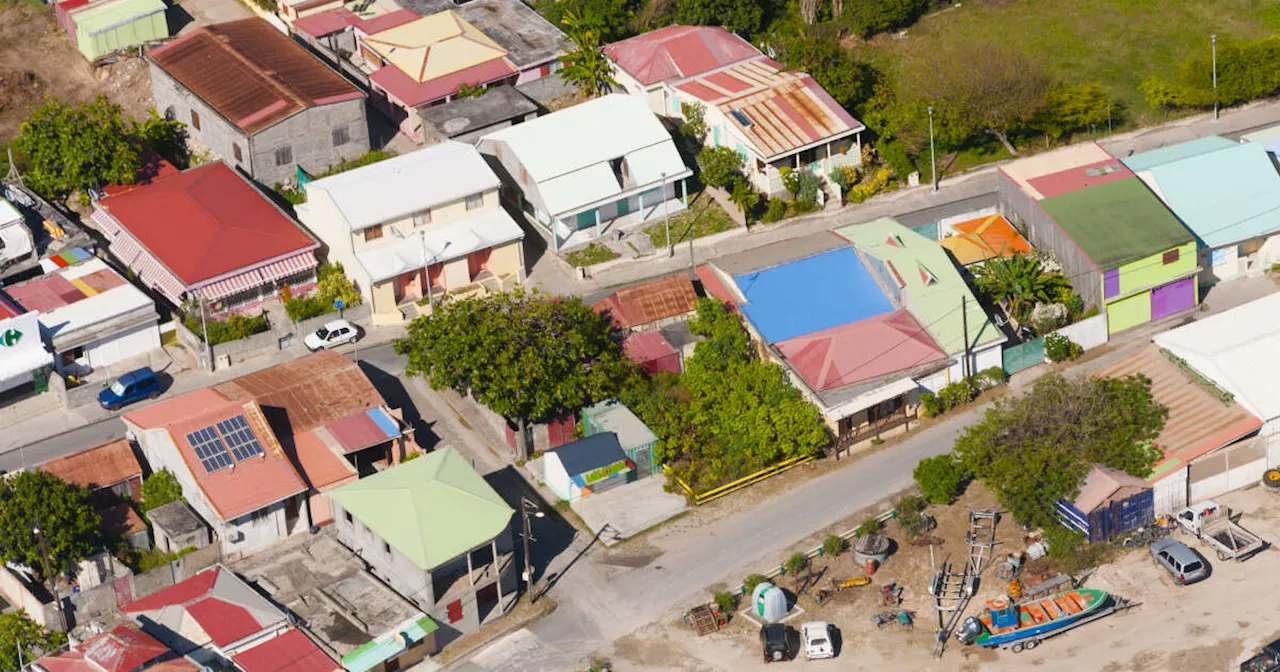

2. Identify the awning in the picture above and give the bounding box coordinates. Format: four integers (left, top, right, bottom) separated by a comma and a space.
258, 251, 318, 283
824, 377, 920, 419
198, 268, 265, 303
109, 234, 186, 305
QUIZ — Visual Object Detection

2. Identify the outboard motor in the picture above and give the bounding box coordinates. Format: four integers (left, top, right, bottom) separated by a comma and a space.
955, 616, 985, 644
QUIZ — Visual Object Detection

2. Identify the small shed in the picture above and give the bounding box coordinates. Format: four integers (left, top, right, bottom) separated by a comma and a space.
67, 0, 168, 61
623, 331, 681, 375
1056, 465, 1154, 543
147, 500, 210, 553
581, 400, 658, 478
543, 433, 634, 502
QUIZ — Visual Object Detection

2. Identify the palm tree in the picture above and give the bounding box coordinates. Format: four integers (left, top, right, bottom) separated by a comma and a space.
558, 10, 618, 98
729, 178, 759, 225
971, 253, 1070, 323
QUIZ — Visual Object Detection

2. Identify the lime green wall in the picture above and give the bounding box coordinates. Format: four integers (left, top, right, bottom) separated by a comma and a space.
1110, 241, 1198, 297
1105, 292, 1151, 334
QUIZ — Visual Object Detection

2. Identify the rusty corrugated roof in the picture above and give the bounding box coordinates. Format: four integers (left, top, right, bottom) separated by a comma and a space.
1097, 345, 1262, 478
593, 274, 698, 329
149, 18, 364, 134
40, 439, 142, 492
214, 350, 386, 433
674, 58, 862, 160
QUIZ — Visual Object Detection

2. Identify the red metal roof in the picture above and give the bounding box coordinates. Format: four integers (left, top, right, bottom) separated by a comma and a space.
622, 330, 677, 364
37, 624, 189, 672
776, 310, 948, 391
103, 151, 181, 198
149, 18, 365, 134
98, 162, 317, 287
122, 567, 280, 650
593, 274, 698, 329
187, 597, 262, 646
40, 439, 142, 493
1026, 158, 1133, 200
604, 25, 761, 86
370, 56, 516, 109
695, 265, 737, 311
0, 292, 24, 319
291, 430, 357, 491
674, 59, 862, 160
122, 566, 220, 613
233, 629, 339, 672
292, 7, 418, 39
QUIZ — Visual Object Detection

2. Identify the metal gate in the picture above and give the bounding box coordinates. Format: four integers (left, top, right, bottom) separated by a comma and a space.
1002, 337, 1045, 375
626, 445, 653, 479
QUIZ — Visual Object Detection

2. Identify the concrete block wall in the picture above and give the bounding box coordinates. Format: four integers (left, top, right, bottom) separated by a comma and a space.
150, 61, 256, 177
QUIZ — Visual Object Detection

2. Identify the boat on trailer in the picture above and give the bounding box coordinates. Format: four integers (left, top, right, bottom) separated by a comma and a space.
956, 588, 1131, 653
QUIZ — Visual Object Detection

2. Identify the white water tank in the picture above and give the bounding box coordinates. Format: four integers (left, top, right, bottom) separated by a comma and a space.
752, 582, 787, 623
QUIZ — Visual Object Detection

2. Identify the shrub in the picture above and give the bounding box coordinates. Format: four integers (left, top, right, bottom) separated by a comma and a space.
1044, 333, 1083, 362
743, 573, 769, 595
1082, 305, 1100, 319
822, 534, 846, 557
876, 139, 917, 178
184, 311, 269, 346
896, 493, 928, 519
974, 366, 1007, 391
913, 453, 972, 504
713, 590, 738, 614
284, 295, 328, 323
857, 515, 884, 536
790, 199, 819, 215
762, 198, 788, 223
784, 552, 809, 575
828, 167, 850, 192
140, 469, 183, 512
918, 391, 940, 418
795, 171, 821, 206
938, 381, 975, 410
780, 166, 800, 198
1064, 293, 1086, 321
846, 168, 890, 204
697, 146, 745, 188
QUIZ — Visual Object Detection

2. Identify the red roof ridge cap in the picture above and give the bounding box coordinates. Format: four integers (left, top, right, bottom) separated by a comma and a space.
206, 26, 310, 111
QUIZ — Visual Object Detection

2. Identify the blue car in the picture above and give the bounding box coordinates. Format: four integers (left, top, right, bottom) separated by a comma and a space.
98, 367, 160, 410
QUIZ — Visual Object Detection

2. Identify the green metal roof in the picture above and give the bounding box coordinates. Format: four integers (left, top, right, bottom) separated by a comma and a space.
341, 615, 438, 672
73, 0, 166, 36
835, 218, 1004, 357
330, 446, 513, 570
1039, 177, 1194, 270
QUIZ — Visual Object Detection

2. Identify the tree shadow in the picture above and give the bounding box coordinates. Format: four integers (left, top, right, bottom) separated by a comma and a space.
356, 361, 440, 451
165, 5, 194, 37
480, 466, 577, 593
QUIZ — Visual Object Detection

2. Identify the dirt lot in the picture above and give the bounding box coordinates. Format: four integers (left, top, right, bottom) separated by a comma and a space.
0, 3, 151, 143
604, 485, 1280, 672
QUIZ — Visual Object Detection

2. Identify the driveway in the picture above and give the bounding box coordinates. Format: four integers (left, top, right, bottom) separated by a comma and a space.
171, 0, 251, 34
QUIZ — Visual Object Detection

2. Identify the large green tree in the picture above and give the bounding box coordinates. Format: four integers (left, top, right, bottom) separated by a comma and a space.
696, 145, 744, 188
953, 373, 1167, 528
0, 612, 66, 671
396, 288, 632, 457
841, 0, 928, 37
537, 0, 637, 43
673, 0, 772, 37
777, 36, 880, 111
558, 10, 620, 98
14, 96, 140, 201
0, 470, 102, 578
970, 253, 1070, 324
1031, 83, 1113, 146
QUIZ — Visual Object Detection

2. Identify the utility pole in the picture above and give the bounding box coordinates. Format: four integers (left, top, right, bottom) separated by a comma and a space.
927, 105, 937, 193
520, 497, 544, 604
199, 296, 213, 373
662, 172, 673, 258
1211, 34, 1219, 120
688, 222, 696, 281
33, 521, 67, 634
419, 230, 435, 316
960, 297, 971, 384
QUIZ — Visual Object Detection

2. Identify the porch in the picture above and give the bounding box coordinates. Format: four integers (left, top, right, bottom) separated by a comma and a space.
757, 137, 862, 196
390, 270, 520, 321
832, 402, 917, 460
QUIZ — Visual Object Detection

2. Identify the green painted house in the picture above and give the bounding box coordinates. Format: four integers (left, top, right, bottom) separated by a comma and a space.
68, 0, 168, 61
330, 447, 517, 651
1037, 178, 1198, 334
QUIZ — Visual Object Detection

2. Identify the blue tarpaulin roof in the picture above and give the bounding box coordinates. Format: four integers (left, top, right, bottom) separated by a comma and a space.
734, 247, 893, 343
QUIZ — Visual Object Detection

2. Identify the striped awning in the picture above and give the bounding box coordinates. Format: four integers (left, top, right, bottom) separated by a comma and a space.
259, 251, 319, 283
198, 268, 265, 303
89, 207, 122, 239
109, 233, 186, 304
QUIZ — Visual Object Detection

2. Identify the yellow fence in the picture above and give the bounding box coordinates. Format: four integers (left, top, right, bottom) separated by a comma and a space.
669, 454, 817, 506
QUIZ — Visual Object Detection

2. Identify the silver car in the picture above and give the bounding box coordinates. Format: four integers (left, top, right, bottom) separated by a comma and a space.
1150, 538, 1208, 584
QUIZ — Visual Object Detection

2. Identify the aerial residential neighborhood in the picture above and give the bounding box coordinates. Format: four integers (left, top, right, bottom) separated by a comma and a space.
3, 0, 1280, 670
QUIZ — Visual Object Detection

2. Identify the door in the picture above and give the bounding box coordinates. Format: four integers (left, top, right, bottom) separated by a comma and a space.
467, 248, 492, 279
615, 196, 632, 217
575, 209, 597, 231
1150, 277, 1196, 320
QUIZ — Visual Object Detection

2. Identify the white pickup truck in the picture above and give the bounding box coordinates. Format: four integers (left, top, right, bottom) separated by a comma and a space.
1174, 501, 1266, 561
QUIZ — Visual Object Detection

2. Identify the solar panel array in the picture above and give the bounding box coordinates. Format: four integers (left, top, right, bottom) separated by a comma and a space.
219, 415, 264, 461
186, 414, 264, 473
187, 427, 232, 473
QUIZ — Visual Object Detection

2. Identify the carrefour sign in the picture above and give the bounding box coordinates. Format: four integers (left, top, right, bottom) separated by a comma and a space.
0, 328, 21, 347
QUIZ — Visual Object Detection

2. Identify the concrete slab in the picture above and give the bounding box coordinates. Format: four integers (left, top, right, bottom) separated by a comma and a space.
570, 475, 688, 545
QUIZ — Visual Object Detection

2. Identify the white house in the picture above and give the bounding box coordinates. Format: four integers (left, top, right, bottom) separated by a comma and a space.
297, 142, 526, 325
478, 94, 693, 252
0, 198, 33, 268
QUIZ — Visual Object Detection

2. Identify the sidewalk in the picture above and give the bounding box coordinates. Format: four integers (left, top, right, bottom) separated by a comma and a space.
0, 321, 408, 454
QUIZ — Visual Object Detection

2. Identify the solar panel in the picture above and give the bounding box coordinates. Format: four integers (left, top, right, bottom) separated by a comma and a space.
218, 415, 264, 462
187, 427, 232, 473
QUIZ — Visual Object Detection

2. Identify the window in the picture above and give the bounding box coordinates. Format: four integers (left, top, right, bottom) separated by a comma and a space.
383, 541, 391, 555
233, 144, 243, 162
465, 193, 484, 211
364, 225, 384, 242
275, 145, 293, 167
332, 126, 350, 147
163, 106, 175, 120
344, 510, 353, 524
1162, 249, 1180, 265
190, 110, 201, 131
413, 209, 432, 226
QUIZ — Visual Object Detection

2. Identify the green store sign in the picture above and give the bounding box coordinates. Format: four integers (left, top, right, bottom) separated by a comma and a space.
0, 329, 21, 347
582, 460, 629, 485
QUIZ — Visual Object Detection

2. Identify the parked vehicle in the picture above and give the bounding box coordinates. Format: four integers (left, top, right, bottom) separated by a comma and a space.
304, 319, 359, 351
800, 621, 833, 660
760, 623, 791, 663
1174, 501, 1265, 561
1241, 637, 1280, 672
956, 588, 1133, 653
1149, 539, 1209, 584
98, 367, 160, 410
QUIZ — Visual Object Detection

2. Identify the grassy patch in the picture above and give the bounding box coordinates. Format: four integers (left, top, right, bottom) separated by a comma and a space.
850, 0, 1274, 128
644, 192, 738, 248
563, 242, 619, 267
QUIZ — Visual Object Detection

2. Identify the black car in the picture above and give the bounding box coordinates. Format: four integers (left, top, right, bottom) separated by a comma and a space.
760, 623, 792, 663
1242, 638, 1280, 672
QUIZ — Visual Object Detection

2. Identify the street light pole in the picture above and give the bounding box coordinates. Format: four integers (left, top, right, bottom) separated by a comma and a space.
662, 172, 673, 258
927, 105, 937, 193
199, 295, 213, 373
1211, 33, 1219, 120
521, 497, 544, 604
419, 230, 434, 315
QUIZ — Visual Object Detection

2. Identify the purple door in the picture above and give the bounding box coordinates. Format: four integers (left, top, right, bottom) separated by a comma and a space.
1150, 277, 1195, 320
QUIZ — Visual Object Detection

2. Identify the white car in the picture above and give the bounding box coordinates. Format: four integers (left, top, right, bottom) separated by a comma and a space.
801, 621, 834, 660
304, 320, 359, 351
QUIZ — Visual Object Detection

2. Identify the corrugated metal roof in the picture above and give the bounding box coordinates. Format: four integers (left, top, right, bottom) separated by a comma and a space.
362, 11, 514, 107
233, 628, 339, 672
593, 274, 697, 329
776, 309, 948, 392
1096, 345, 1262, 478
604, 25, 761, 86
939, 214, 1031, 265
1039, 177, 1194, 270
72, 0, 165, 37
40, 438, 142, 492
1122, 136, 1237, 173
999, 142, 1116, 200
149, 18, 364, 134
673, 59, 862, 160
